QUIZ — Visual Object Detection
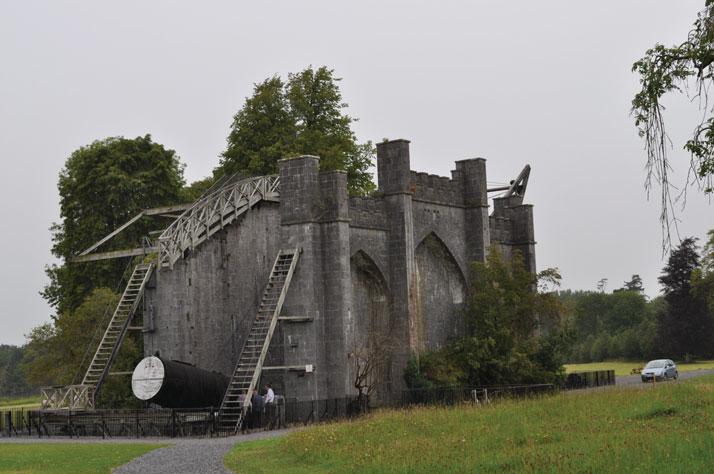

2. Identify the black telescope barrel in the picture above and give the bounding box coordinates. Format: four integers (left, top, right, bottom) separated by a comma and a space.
132, 356, 229, 408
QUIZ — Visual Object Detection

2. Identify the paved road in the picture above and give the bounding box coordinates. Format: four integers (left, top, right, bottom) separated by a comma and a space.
616, 368, 714, 386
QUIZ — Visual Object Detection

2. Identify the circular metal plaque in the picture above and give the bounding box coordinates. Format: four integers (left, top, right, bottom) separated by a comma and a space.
131, 356, 165, 401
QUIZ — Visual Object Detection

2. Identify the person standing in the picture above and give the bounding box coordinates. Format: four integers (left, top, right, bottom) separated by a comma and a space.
265, 383, 275, 404
250, 390, 264, 429
264, 383, 275, 428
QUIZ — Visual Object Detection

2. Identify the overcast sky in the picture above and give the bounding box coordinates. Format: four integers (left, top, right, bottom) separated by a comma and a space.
1, 1, 712, 345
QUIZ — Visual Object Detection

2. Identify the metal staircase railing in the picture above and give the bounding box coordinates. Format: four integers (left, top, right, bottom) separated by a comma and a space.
42, 263, 154, 410
217, 248, 300, 433
157, 175, 280, 268
82, 263, 154, 401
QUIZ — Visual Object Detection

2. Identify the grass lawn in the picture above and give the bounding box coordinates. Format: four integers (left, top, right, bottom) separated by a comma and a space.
564, 360, 714, 376
225, 377, 714, 473
0, 395, 41, 410
0, 443, 164, 474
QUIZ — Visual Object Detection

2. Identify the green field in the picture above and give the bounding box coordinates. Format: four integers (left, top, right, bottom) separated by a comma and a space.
564, 360, 714, 376
0, 443, 163, 474
0, 395, 41, 410
225, 376, 714, 473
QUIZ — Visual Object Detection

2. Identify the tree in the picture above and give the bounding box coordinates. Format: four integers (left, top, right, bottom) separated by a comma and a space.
600, 292, 647, 333
702, 229, 714, 273
659, 238, 701, 295
459, 251, 568, 385
351, 335, 392, 410
656, 237, 714, 358
216, 66, 376, 195
537, 267, 562, 293
21, 323, 59, 387
42, 135, 186, 316
693, 229, 714, 316
219, 76, 294, 179
632, 2, 714, 248
560, 287, 665, 363
618, 274, 645, 293
23, 288, 142, 406
180, 176, 216, 203
0, 345, 32, 397
411, 250, 569, 387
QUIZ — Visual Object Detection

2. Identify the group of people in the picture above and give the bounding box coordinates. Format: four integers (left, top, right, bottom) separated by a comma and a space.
243, 383, 275, 430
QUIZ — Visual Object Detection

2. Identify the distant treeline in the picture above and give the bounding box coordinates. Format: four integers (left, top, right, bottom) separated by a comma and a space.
559, 289, 661, 362
0, 345, 34, 397
561, 233, 714, 362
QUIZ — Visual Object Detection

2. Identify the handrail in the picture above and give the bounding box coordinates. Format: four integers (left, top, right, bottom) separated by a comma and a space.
157, 175, 280, 268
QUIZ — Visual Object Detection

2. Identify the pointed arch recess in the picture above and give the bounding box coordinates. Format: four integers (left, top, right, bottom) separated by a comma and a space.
350, 249, 392, 403
350, 250, 389, 293
415, 232, 467, 351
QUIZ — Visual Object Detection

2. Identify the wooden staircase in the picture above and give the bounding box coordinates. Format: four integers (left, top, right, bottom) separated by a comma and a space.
82, 264, 154, 397
217, 249, 300, 433
42, 263, 154, 410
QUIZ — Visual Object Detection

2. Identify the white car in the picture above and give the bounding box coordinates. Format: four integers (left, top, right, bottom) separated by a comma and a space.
641, 359, 678, 382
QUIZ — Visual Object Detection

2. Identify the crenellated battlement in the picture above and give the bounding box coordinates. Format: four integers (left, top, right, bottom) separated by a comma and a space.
409, 171, 463, 206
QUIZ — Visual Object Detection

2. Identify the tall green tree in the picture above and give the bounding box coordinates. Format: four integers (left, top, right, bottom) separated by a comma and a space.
702, 229, 714, 273
657, 237, 714, 358
632, 2, 714, 247
217, 66, 376, 195
219, 76, 295, 179
693, 230, 714, 315
43, 135, 186, 315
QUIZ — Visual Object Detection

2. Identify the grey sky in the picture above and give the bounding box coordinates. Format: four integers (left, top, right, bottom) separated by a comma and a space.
1, 1, 712, 345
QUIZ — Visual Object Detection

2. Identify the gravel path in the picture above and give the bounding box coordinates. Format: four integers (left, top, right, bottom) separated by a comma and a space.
112, 429, 292, 474
0, 429, 294, 473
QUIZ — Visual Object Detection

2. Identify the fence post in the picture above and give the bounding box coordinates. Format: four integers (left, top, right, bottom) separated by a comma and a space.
68, 410, 72, 439
208, 407, 213, 437
171, 409, 176, 438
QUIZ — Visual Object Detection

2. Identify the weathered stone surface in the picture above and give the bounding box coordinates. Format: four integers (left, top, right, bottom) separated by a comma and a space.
145, 139, 536, 405
144, 202, 281, 377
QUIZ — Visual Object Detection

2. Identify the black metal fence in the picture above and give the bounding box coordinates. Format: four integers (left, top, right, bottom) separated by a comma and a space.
2, 407, 219, 438
282, 397, 368, 425
1, 384, 556, 439
0, 397, 359, 439
564, 370, 616, 389
401, 384, 556, 406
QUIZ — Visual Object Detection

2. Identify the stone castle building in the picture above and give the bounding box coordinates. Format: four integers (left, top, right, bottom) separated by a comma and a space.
142, 139, 535, 403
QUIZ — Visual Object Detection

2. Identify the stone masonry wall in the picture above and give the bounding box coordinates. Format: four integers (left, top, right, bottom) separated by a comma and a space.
144, 202, 281, 376
146, 140, 536, 405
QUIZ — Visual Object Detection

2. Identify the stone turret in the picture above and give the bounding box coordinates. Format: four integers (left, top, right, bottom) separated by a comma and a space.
455, 158, 490, 265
